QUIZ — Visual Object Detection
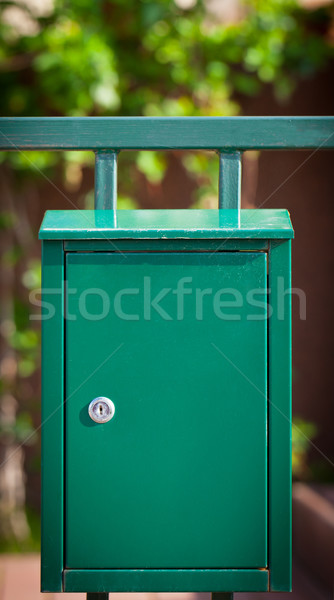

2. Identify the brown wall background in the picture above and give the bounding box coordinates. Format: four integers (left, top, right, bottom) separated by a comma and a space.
244, 63, 334, 465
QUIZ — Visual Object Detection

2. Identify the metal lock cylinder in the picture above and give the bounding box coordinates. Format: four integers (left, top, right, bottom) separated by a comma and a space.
88, 397, 115, 423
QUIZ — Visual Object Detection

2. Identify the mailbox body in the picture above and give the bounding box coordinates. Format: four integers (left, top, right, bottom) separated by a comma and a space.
39, 209, 293, 594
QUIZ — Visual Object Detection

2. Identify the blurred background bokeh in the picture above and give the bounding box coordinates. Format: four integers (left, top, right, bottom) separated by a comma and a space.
0, 0, 333, 598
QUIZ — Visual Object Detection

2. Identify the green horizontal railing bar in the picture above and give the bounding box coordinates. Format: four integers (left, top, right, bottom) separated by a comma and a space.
0, 117, 333, 151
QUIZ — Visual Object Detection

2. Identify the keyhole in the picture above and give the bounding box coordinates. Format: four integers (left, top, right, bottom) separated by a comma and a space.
89, 397, 115, 423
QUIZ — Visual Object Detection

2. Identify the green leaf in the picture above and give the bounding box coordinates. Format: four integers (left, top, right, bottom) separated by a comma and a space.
137, 151, 167, 184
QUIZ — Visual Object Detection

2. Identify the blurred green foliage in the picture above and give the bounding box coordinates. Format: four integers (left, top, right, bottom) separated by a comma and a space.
0, 508, 40, 553
292, 417, 318, 480
0, 0, 333, 193
1, 0, 333, 117
0, 0, 333, 549
0, 214, 41, 451
0, 212, 41, 551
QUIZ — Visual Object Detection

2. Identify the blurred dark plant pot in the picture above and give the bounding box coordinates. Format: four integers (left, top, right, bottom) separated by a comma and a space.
292, 482, 334, 589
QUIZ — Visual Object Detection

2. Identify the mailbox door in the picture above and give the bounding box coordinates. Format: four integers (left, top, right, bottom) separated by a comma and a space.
65, 252, 267, 569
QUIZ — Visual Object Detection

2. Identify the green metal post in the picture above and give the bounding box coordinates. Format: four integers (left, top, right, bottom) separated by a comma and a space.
95, 150, 118, 210
218, 151, 241, 224
212, 592, 233, 600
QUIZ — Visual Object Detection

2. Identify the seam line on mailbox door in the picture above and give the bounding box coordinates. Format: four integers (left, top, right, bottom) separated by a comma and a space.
63, 248, 67, 580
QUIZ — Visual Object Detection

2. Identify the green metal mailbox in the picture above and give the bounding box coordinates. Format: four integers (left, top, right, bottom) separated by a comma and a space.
39, 208, 293, 595
3, 116, 333, 599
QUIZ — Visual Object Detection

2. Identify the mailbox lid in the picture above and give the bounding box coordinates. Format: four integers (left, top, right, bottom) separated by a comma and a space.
39, 208, 294, 239
65, 251, 267, 569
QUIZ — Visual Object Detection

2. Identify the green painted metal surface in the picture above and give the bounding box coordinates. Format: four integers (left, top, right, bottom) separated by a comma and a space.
39, 223, 292, 593
39, 209, 294, 240
95, 151, 118, 210
65, 252, 267, 569
63, 568, 269, 592
1, 116, 333, 150
41, 241, 64, 592
218, 153, 241, 212
64, 239, 269, 252
268, 240, 292, 591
